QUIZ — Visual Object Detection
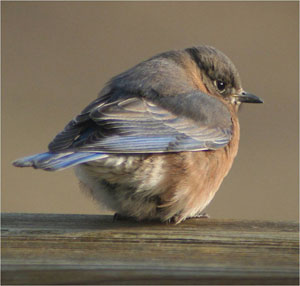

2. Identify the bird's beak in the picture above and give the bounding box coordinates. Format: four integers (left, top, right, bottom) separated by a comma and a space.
234, 91, 263, 104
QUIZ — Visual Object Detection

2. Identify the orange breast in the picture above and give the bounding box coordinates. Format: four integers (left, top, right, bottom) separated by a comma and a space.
158, 105, 240, 222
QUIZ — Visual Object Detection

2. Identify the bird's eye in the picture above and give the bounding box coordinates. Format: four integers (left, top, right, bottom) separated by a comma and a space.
214, 80, 226, 93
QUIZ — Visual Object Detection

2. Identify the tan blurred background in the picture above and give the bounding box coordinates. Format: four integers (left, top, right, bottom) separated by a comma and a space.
2, 2, 299, 221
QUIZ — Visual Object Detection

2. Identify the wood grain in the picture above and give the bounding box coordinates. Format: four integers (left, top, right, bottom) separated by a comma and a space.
1, 213, 299, 284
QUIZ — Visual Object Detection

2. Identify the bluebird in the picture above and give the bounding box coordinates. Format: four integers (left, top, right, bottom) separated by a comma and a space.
13, 46, 263, 223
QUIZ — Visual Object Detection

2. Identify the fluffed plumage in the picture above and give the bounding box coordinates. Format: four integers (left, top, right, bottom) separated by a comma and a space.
13, 45, 263, 223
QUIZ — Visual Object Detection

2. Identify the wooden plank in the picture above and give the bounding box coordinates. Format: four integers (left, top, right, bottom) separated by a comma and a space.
1, 213, 299, 285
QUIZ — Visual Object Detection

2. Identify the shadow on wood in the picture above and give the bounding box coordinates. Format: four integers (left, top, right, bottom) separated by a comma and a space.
1, 213, 299, 285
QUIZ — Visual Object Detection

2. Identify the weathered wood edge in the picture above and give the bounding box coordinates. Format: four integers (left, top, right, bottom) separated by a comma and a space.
2, 212, 299, 228
1, 213, 299, 285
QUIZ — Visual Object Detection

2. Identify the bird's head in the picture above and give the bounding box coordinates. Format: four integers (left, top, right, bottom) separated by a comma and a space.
186, 46, 263, 107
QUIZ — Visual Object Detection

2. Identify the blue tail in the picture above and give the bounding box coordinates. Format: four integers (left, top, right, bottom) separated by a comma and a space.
13, 151, 108, 171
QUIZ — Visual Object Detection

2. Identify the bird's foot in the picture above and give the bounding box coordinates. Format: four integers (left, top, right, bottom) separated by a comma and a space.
191, 212, 210, 219
169, 212, 210, 224
113, 213, 137, 222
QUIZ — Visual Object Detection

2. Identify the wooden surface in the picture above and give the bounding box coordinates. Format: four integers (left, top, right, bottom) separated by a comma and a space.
1, 213, 299, 285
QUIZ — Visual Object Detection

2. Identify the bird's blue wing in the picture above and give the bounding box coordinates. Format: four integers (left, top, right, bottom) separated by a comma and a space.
48, 91, 233, 153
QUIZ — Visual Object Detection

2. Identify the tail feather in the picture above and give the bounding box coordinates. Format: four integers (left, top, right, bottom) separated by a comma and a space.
13, 151, 108, 171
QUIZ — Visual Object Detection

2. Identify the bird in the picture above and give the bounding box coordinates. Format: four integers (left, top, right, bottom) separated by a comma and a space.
13, 45, 263, 223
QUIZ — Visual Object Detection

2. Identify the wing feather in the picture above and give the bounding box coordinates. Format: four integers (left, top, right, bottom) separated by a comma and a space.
48, 91, 232, 153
